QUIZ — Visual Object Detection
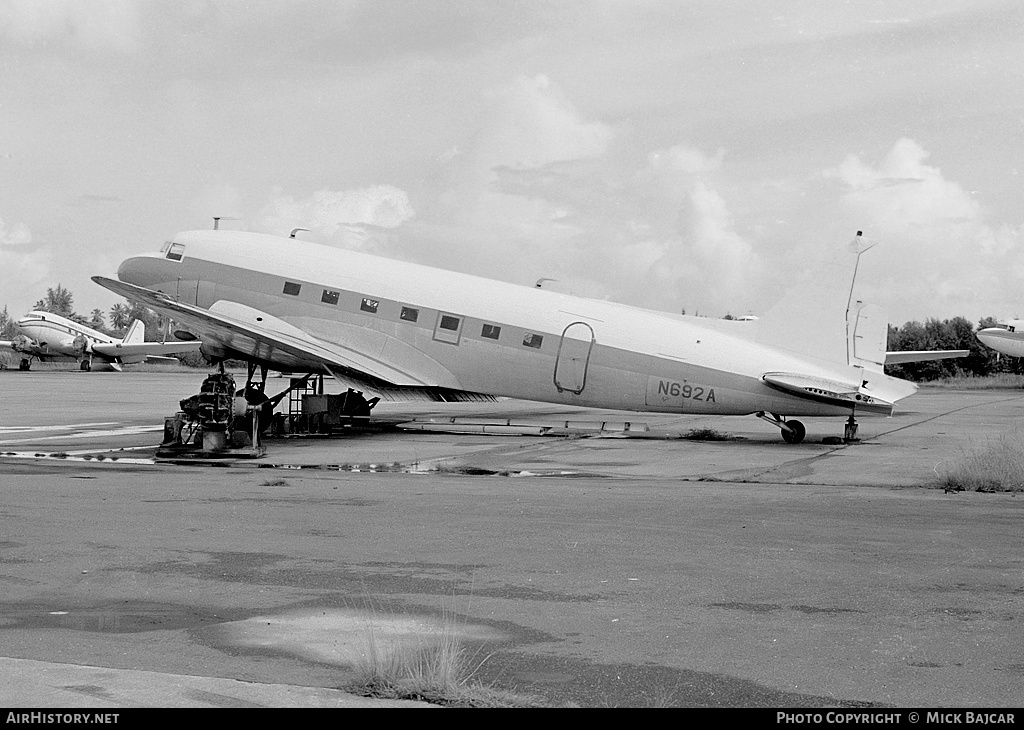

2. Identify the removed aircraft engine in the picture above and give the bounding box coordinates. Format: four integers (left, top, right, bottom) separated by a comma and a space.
160, 371, 264, 457
157, 367, 380, 459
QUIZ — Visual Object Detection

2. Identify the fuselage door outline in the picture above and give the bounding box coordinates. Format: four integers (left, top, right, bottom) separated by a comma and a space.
554, 321, 595, 395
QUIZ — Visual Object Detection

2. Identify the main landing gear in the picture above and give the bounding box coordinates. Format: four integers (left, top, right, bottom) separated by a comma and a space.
19, 358, 31, 371
757, 412, 806, 444
756, 412, 860, 444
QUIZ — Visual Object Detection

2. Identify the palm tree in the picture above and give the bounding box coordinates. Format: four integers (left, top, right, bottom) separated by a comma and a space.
89, 309, 105, 331
35, 284, 75, 316
109, 302, 130, 332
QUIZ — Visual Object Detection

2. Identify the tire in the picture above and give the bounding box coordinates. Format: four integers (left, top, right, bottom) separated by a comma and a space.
781, 420, 805, 444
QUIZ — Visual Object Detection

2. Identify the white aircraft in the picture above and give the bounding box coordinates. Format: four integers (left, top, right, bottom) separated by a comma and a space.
0, 310, 202, 371
93, 229, 963, 443
976, 320, 1024, 358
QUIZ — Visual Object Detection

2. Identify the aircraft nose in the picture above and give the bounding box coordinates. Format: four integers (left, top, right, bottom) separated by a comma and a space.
976, 328, 999, 345
117, 255, 162, 288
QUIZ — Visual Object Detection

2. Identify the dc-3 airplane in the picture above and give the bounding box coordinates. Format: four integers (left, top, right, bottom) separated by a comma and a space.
92, 228, 965, 443
976, 320, 1024, 358
0, 311, 202, 371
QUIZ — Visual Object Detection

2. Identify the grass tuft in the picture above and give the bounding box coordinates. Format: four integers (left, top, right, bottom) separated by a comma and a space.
347, 606, 546, 707
937, 435, 1024, 492
680, 427, 733, 441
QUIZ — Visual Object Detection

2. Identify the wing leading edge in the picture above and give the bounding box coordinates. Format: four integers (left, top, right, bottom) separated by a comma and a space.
90, 276, 495, 403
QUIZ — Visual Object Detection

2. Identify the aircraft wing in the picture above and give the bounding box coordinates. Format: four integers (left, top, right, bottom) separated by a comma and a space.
1, 336, 43, 357
91, 340, 203, 359
884, 350, 969, 365
91, 276, 494, 403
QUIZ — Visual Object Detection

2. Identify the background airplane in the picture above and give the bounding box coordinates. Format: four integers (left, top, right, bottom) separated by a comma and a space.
976, 319, 1024, 358
94, 229, 962, 443
0, 310, 202, 371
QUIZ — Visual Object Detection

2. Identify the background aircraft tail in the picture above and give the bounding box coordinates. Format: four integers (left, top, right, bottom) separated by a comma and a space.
122, 319, 145, 345
755, 232, 884, 372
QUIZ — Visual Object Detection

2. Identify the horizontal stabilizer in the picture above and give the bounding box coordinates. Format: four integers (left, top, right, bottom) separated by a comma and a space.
92, 340, 202, 358
762, 371, 910, 415
884, 350, 969, 365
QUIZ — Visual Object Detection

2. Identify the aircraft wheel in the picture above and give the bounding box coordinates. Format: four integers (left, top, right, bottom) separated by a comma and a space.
781, 420, 805, 444
80, 360, 91, 371
19, 359, 30, 371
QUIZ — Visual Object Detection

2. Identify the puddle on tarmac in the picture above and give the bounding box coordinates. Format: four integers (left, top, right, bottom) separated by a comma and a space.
222, 607, 508, 667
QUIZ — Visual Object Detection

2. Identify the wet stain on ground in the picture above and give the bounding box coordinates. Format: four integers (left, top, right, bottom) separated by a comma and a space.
135, 553, 602, 603
2, 599, 236, 633
197, 496, 382, 507
930, 607, 985, 620
60, 684, 117, 701
476, 651, 890, 708
996, 664, 1024, 676
710, 602, 864, 615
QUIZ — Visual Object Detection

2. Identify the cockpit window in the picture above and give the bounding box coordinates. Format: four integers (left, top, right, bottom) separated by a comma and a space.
166, 243, 185, 261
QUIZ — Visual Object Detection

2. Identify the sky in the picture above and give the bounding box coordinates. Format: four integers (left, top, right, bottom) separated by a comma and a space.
1, 0, 1022, 326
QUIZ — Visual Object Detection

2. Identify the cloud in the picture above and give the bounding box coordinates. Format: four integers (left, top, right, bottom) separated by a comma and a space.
404, 94, 758, 316
473, 74, 614, 170
0, 216, 32, 246
373, 73, 763, 316
826, 138, 1024, 320
827, 138, 981, 227
0, 0, 141, 53
0, 215, 50, 316
256, 185, 415, 250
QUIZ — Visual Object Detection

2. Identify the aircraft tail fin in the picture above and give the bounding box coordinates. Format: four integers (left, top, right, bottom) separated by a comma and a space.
755, 231, 880, 371
122, 319, 145, 345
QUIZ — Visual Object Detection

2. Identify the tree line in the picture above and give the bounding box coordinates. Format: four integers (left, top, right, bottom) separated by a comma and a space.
884, 316, 1023, 380
0, 284, 159, 340
0, 285, 1019, 379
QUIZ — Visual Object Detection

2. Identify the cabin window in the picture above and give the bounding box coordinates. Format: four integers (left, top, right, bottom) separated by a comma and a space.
523, 333, 543, 349
439, 315, 460, 331
166, 243, 185, 261
400, 307, 419, 322
361, 298, 379, 313
321, 290, 340, 305
283, 281, 302, 296
433, 312, 463, 344
481, 324, 501, 340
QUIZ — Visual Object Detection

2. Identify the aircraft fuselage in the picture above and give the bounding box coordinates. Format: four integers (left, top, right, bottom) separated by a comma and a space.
11, 312, 116, 363
112, 230, 890, 419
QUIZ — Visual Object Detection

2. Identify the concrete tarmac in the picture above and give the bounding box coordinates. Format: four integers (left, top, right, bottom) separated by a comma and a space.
1, 369, 1023, 708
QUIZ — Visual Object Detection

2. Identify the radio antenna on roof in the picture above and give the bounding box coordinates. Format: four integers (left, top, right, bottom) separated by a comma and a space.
212, 216, 240, 231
